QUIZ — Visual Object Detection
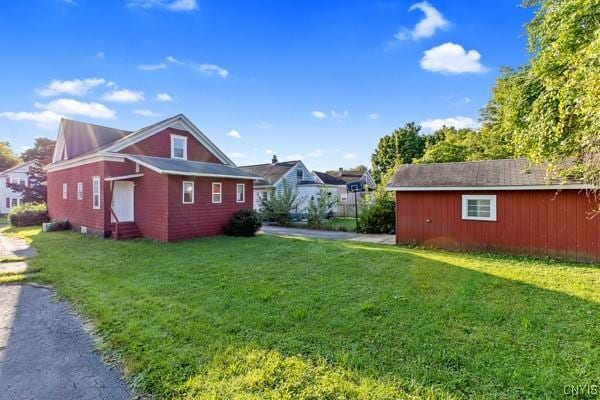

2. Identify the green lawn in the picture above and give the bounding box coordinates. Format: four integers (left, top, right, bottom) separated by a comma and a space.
7, 227, 600, 399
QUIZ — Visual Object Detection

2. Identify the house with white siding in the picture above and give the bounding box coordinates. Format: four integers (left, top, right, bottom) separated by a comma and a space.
0, 160, 36, 214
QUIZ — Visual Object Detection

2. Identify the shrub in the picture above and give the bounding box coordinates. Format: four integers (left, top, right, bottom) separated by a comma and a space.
8, 203, 49, 227
358, 196, 395, 234
44, 218, 70, 232
225, 209, 262, 236
259, 182, 300, 226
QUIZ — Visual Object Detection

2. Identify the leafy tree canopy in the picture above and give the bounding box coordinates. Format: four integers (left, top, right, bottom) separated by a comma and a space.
21, 137, 56, 165
0, 141, 20, 171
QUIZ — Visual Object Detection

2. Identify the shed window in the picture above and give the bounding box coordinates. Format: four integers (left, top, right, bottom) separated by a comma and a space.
62, 183, 68, 199
236, 184, 245, 203
183, 181, 194, 204
212, 182, 222, 204
92, 177, 101, 209
462, 195, 496, 221
171, 134, 187, 160
77, 182, 83, 200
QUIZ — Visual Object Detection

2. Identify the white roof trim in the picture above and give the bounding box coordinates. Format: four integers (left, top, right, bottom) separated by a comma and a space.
45, 153, 125, 172
126, 155, 261, 180
0, 160, 37, 176
104, 114, 235, 166
105, 173, 144, 181
51, 119, 67, 163
387, 184, 594, 192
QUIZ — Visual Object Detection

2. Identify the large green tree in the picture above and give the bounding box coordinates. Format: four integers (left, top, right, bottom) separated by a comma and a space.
370, 122, 425, 184
0, 141, 20, 171
21, 137, 56, 165
482, 0, 600, 190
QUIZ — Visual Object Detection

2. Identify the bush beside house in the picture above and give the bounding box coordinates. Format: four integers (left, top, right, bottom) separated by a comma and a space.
225, 209, 262, 236
8, 203, 49, 227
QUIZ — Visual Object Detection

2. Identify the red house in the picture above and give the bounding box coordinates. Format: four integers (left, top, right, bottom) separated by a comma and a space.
46, 114, 259, 241
387, 159, 600, 263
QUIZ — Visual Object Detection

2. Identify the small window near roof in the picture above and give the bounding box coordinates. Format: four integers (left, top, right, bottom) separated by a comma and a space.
183, 181, 194, 204
462, 195, 496, 221
170, 134, 187, 160
236, 183, 245, 203
212, 182, 222, 203
77, 182, 83, 200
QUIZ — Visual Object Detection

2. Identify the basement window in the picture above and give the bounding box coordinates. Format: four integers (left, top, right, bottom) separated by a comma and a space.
462, 195, 496, 221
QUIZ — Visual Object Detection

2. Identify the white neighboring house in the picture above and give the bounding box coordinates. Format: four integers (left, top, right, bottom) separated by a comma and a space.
0, 160, 36, 214
313, 168, 376, 205
239, 155, 338, 213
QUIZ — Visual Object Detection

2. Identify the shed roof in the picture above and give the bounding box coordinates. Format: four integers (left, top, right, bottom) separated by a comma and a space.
387, 158, 586, 190
126, 154, 260, 179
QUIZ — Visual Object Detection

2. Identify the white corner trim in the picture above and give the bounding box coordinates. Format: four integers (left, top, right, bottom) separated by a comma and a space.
386, 184, 594, 192
462, 194, 497, 221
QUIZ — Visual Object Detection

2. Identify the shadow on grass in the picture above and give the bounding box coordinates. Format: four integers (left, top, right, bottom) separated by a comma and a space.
12, 228, 600, 399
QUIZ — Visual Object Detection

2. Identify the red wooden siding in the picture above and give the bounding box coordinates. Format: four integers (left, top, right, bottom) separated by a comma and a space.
119, 128, 222, 163
395, 190, 600, 263
166, 176, 253, 241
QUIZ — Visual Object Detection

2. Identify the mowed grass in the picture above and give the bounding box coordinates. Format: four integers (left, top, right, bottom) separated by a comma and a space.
8, 227, 600, 399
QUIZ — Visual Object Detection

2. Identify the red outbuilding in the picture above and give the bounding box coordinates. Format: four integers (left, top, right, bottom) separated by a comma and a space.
387, 159, 600, 263
46, 114, 259, 241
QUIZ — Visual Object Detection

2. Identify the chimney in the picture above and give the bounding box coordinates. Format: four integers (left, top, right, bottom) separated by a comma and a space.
338, 167, 344, 176
272, 154, 278, 164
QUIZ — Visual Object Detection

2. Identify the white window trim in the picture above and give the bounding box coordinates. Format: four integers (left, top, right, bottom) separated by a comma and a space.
182, 181, 194, 204
170, 134, 188, 160
92, 176, 101, 210
236, 183, 245, 203
62, 183, 67, 199
462, 194, 497, 221
212, 182, 222, 204
77, 182, 83, 200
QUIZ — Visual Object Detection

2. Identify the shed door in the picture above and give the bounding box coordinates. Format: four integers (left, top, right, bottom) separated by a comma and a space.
111, 181, 134, 222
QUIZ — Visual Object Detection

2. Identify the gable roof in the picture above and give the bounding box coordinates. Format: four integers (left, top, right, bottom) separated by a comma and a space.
313, 171, 347, 185
239, 160, 300, 186
51, 115, 235, 166
0, 160, 37, 176
387, 158, 589, 191
125, 155, 261, 179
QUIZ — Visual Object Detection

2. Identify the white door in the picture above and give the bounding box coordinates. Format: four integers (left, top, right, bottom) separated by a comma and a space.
111, 181, 134, 222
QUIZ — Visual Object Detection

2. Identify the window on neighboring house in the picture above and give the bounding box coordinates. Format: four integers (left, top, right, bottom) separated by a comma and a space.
212, 182, 222, 204
462, 195, 497, 221
340, 193, 348, 203
261, 191, 268, 200
11, 198, 18, 207
62, 183, 68, 199
236, 184, 245, 203
296, 169, 303, 181
92, 177, 101, 209
19, 179, 25, 186
183, 181, 194, 204
5, 198, 9, 209
171, 134, 188, 160
4, 178, 9, 188
77, 182, 83, 200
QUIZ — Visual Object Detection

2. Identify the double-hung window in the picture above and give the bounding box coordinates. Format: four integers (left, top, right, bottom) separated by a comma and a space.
183, 181, 194, 204
236, 184, 245, 203
92, 177, 101, 209
462, 195, 496, 221
170, 134, 187, 160
62, 183, 68, 199
212, 183, 222, 204
77, 182, 83, 200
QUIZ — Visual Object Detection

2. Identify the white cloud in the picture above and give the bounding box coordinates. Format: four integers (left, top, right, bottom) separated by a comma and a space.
0, 110, 62, 130
420, 116, 479, 131
369, 113, 381, 120
395, 1, 449, 41
127, 0, 198, 11
265, 149, 274, 155
196, 63, 229, 78
36, 78, 105, 97
95, 52, 105, 59
257, 122, 272, 129
165, 55, 184, 65
134, 109, 161, 117
35, 98, 116, 119
464, 97, 471, 104
227, 129, 241, 139
138, 63, 167, 71
312, 111, 327, 119
306, 149, 324, 157
102, 89, 145, 103
284, 154, 303, 161
227, 152, 245, 159
331, 110, 349, 119
343, 153, 356, 160
421, 42, 487, 74
156, 92, 173, 102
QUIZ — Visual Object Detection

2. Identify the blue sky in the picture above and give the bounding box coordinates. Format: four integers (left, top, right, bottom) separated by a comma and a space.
0, 0, 534, 170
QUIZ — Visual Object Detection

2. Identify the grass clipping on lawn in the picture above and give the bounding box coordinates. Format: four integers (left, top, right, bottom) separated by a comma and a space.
10, 226, 600, 399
